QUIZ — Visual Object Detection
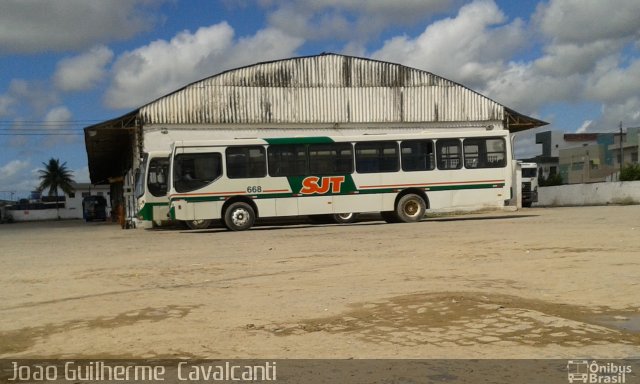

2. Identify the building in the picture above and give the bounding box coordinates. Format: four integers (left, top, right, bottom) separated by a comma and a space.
6, 183, 111, 222
530, 128, 640, 184
84, 53, 547, 224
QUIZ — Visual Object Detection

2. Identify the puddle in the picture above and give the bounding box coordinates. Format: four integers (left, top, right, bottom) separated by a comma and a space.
593, 314, 640, 333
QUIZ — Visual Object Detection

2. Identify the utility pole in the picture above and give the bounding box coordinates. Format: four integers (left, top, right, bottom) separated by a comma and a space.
619, 121, 624, 179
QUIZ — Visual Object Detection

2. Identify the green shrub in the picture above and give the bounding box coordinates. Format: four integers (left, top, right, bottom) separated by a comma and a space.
620, 163, 640, 181
539, 173, 563, 186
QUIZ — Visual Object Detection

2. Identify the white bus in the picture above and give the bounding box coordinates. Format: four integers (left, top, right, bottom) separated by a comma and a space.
168, 130, 513, 231
135, 151, 212, 229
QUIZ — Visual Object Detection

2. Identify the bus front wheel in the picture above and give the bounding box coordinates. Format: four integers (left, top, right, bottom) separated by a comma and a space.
395, 194, 426, 223
185, 219, 211, 230
224, 202, 255, 231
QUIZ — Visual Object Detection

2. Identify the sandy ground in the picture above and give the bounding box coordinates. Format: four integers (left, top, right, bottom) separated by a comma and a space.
1, 205, 639, 359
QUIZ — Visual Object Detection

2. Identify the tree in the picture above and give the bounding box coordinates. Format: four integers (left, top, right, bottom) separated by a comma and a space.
539, 173, 563, 186
38, 158, 75, 220
620, 163, 640, 181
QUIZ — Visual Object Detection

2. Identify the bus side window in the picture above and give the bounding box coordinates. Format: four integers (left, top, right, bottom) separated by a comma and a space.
174, 153, 222, 193
308, 143, 353, 174
401, 140, 434, 172
463, 138, 506, 168
436, 139, 462, 170
355, 141, 399, 173
226, 146, 266, 179
268, 145, 307, 177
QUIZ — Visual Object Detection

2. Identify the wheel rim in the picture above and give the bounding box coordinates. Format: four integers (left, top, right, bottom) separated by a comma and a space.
403, 199, 421, 218
231, 208, 250, 227
337, 213, 353, 220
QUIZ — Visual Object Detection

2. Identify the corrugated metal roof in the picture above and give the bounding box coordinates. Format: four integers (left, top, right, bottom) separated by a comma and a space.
139, 54, 505, 125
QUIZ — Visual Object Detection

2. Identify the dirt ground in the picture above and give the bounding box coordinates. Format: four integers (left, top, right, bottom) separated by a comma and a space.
1, 205, 639, 359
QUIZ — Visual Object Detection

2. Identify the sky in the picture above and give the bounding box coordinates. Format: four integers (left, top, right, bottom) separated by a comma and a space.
1, 0, 640, 199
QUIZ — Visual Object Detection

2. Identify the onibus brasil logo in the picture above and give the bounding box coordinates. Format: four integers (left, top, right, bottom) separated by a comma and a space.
567, 360, 632, 383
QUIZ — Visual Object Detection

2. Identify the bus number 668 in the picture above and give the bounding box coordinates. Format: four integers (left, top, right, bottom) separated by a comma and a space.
246, 186, 262, 193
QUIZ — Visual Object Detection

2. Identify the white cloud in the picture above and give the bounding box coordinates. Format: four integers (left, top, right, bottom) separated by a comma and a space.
576, 120, 593, 133
533, 40, 623, 77
370, 0, 526, 90
41, 106, 75, 146
535, 0, 640, 45
0, 159, 30, 180
104, 23, 303, 109
0, 94, 14, 117
44, 106, 72, 124
54, 46, 114, 92
0, 0, 163, 53
482, 62, 583, 114
264, 0, 454, 44
0, 160, 40, 197
7, 79, 59, 116
592, 97, 640, 132
73, 166, 90, 183
585, 58, 640, 104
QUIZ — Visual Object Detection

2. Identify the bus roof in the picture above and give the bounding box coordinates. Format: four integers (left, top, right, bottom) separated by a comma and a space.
171, 129, 509, 149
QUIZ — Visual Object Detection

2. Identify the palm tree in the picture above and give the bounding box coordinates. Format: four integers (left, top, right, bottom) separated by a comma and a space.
38, 158, 75, 220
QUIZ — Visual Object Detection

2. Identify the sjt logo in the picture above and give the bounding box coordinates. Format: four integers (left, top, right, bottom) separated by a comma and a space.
300, 176, 345, 195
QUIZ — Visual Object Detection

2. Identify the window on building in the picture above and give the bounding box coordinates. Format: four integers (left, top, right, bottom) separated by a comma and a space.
401, 140, 435, 172
436, 139, 462, 170
355, 141, 399, 173
81, 192, 90, 198
308, 143, 353, 174
226, 146, 267, 179
68, 192, 75, 198
632, 152, 639, 163
268, 145, 307, 177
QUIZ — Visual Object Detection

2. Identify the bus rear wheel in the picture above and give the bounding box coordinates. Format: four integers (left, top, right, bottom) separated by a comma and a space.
185, 219, 211, 230
224, 202, 255, 231
395, 194, 426, 223
332, 212, 359, 224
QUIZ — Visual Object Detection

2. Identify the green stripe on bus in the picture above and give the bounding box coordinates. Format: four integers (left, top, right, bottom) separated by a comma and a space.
138, 202, 168, 221
169, 182, 504, 203
264, 137, 335, 145
138, 203, 154, 221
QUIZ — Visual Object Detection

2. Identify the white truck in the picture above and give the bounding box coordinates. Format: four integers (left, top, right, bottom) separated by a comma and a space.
520, 162, 538, 207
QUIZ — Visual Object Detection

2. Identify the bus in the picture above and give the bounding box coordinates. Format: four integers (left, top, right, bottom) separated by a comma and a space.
135, 151, 212, 229
167, 129, 513, 231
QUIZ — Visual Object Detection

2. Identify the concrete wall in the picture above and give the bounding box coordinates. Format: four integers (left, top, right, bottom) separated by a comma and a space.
537, 181, 640, 206
8, 208, 82, 222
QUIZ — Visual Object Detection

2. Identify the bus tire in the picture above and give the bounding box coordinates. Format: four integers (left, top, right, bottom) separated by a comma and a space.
381, 211, 401, 223
332, 212, 359, 224
185, 219, 211, 230
224, 202, 255, 231
308, 214, 333, 224
395, 193, 426, 223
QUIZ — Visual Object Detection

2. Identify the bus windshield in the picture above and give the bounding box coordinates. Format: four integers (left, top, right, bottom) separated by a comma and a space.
147, 157, 169, 197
